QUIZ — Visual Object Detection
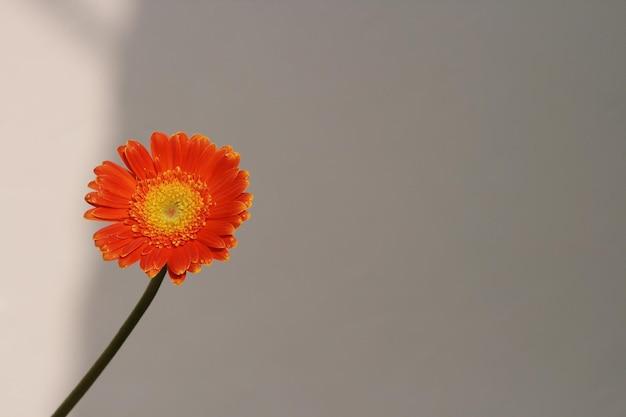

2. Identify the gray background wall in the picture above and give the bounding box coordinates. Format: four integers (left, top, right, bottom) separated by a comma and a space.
19, 2, 626, 416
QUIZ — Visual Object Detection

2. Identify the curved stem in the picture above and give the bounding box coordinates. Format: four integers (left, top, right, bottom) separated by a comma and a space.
51, 266, 167, 417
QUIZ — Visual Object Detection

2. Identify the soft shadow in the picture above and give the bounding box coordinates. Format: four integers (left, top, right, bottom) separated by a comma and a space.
75, 2, 626, 417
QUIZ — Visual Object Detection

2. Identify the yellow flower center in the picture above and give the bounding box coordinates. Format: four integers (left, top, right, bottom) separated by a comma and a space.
130, 167, 211, 247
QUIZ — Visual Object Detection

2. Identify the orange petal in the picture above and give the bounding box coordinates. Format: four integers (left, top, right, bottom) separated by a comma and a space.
118, 242, 145, 268
94, 161, 137, 192
234, 170, 250, 182
211, 248, 230, 262
190, 241, 213, 264
139, 245, 154, 271
212, 146, 241, 172
168, 269, 186, 285
239, 210, 251, 222
197, 145, 234, 183
208, 167, 240, 193
169, 132, 189, 169
236, 192, 254, 206
184, 240, 200, 263
86, 207, 130, 221
100, 239, 134, 260
182, 134, 213, 173
153, 247, 171, 271
94, 222, 134, 242
212, 180, 250, 202
102, 250, 124, 261
121, 237, 149, 257
196, 229, 225, 248
96, 235, 130, 249
202, 220, 235, 235
145, 267, 161, 278
98, 236, 133, 254
140, 246, 169, 272
224, 213, 244, 228
84, 208, 100, 221
85, 191, 131, 209
91, 176, 135, 200
119, 140, 156, 180
188, 262, 202, 273
223, 235, 237, 249
150, 131, 174, 172
168, 245, 191, 275
179, 135, 203, 173
210, 201, 247, 218
189, 133, 209, 142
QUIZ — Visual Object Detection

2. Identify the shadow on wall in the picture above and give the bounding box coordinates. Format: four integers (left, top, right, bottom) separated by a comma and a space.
73, 2, 626, 417
79, 2, 433, 416
78, 3, 440, 416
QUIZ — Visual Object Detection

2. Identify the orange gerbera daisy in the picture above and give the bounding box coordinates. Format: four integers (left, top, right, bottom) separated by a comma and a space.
85, 131, 253, 285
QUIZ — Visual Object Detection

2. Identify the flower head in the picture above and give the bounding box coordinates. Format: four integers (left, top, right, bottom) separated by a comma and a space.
85, 132, 253, 285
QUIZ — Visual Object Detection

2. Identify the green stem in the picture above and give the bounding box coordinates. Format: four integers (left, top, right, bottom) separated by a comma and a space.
51, 266, 167, 417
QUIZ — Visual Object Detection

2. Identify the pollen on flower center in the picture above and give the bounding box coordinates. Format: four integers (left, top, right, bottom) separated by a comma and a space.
129, 167, 211, 247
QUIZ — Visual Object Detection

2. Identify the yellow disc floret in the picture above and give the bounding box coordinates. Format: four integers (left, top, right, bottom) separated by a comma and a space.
130, 167, 211, 247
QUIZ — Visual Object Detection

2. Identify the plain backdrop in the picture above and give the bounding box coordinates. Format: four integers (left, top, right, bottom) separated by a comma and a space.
1, 2, 626, 416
